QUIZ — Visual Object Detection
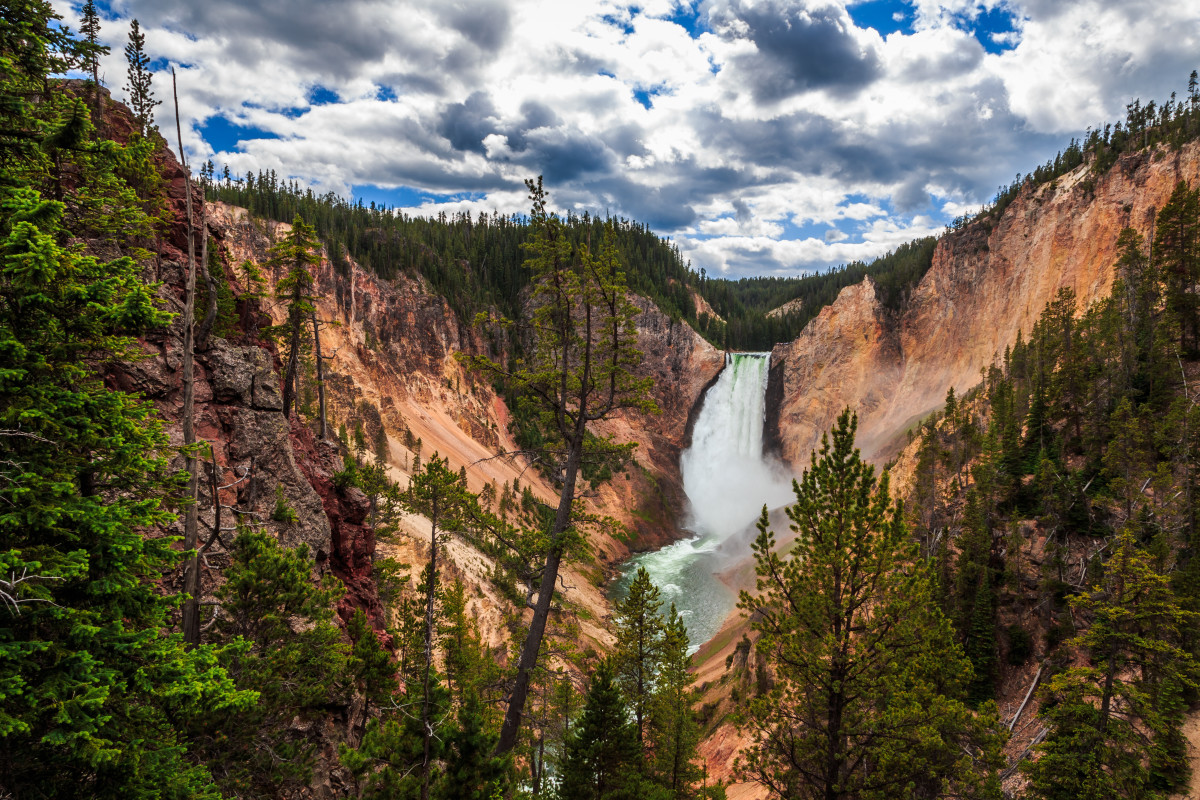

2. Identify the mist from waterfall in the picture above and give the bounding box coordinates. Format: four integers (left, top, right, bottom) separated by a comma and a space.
611, 353, 795, 653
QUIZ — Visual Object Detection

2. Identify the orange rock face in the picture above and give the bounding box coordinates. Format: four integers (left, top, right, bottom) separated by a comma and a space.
770, 142, 1200, 467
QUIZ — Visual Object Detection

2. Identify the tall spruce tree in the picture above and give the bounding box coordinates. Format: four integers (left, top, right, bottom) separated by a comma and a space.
403, 453, 477, 800
266, 214, 321, 418
737, 410, 1005, 800
78, 0, 107, 118
559, 660, 643, 800
197, 530, 366, 799
648, 604, 703, 799
122, 19, 158, 135
613, 565, 664, 747
1154, 181, 1200, 356
1026, 530, 1199, 799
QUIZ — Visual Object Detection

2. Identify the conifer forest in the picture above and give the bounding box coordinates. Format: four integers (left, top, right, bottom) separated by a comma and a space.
5, 2, 1200, 799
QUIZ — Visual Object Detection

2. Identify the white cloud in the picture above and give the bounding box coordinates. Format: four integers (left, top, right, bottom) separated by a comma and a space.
51, 0, 1200, 277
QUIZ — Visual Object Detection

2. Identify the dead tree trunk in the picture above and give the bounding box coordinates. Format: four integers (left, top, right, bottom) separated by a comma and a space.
312, 310, 328, 439
173, 69, 201, 648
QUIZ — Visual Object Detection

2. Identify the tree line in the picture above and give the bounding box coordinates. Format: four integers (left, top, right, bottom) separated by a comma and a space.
951, 71, 1200, 233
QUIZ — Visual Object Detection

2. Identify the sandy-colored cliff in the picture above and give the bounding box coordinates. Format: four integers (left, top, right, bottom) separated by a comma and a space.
770, 141, 1200, 467
204, 203, 723, 650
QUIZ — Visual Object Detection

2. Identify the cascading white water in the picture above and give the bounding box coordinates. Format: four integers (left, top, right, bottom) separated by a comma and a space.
611, 353, 794, 653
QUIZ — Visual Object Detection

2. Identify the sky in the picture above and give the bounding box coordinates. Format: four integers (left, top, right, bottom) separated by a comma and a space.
54, 0, 1200, 278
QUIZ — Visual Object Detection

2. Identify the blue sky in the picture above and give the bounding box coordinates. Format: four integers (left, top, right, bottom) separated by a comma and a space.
59, 0, 1200, 277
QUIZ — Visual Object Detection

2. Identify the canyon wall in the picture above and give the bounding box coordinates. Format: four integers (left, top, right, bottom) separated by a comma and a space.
770, 141, 1200, 467
97, 90, 721, 663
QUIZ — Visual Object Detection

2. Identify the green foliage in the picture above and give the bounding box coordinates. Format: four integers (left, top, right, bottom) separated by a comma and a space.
0, 14, 253, 793
1026, 531, 1199, 799
194, 530, 367, 798
0, 1, 95, 172
737, 411, 1005, 800
559, 660, 645, 800
1005, 624, 1033, 666
194, 241, 239, 339
270, 484, 298, 523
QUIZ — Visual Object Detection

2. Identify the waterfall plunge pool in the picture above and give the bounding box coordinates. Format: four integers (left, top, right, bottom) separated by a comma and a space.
608, 353, 795, 654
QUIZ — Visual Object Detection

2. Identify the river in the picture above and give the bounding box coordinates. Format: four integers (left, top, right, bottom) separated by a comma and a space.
609, 353, 794, 653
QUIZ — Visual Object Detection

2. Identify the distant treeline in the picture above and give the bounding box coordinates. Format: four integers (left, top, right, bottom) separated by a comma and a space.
206, 172, 941, 351
950, 70, 1200, 232
694, 238, 938, 350
208, 175, 697, 325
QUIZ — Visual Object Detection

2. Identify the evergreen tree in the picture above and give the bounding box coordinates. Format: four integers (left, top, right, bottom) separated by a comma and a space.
648, 604, 703, 799
78, 0, 107, 117
342, 679, 453, 800
403, 453, 477, 800
737, 411, 1005, 800
559, 660, 643, 800
466, 179, 657, 754
441, 693, 511, 800
266, 214, 321, 418
0, 12, 260, 796
197, 530, 360, 799
1154, 181, 1200, 356
122, 19, 158, 135
440, 578, 502, 710
613, 565, 664, 747
1026, 531, 1199, 799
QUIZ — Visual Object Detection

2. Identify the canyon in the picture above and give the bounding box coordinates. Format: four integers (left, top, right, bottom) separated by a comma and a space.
768, 140, 1200, 470
106, 90, 1200, 797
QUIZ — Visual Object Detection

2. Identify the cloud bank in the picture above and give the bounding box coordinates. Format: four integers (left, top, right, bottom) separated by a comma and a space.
56, 0, 1200, 277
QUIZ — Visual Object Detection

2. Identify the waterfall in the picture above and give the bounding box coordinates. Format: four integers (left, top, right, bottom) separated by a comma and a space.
611, 353, 794, 653
681, 353, 791, 539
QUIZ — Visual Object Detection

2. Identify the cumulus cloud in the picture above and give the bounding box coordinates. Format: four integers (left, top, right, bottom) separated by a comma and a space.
705, 0, 882, 100
51, 0, 1200, 276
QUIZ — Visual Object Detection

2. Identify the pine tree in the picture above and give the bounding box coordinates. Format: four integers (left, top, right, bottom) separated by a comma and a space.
441, 693, 511, 800
199, 530, 356, 798
648, 604, 703, 799
737, 410, 1005, 800
613, 565, 664, 747
1026, 531, 1199, 799
342, 678, 453, 800
466, 179, 658, 754
266, 214, 321, 418
559, 661, 643, 800
122, 19, 159, 135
